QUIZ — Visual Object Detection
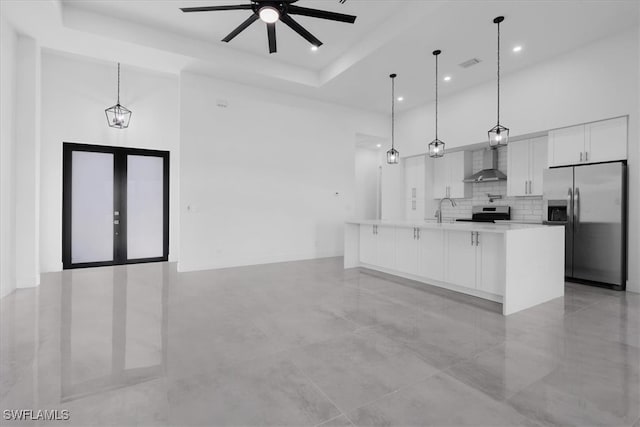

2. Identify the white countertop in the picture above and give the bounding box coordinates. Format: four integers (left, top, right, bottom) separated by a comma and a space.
346, 219, 551, 233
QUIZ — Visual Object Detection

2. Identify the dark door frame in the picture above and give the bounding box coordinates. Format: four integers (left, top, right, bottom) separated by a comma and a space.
62, 142, 169, 269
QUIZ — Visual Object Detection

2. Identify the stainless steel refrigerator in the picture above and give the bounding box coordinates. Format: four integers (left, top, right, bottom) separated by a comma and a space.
543, 162, 627, 290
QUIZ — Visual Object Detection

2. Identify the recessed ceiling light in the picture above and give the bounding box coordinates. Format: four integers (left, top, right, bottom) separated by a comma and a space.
513, 45, 523, 53
310, 45, 318, 51
376, 144, 382, 148
397, 96, 404, 102
443, 76, 451, 82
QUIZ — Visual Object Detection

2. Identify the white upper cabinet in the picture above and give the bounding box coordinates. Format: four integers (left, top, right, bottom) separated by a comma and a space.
432, 151, 473, 199
404, 156, 426, 220
507, 136, 547, 197
587, 117, 628, 163
548, 117, 627, 167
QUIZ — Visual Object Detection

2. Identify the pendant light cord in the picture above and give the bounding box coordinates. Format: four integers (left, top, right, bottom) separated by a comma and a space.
496, 21, 500, 126
391, 75, 395, 150
435, 54, 438, 140
117, 63, 121, 105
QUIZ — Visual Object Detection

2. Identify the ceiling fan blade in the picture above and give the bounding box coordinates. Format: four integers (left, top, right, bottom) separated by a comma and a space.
222, 14, 259, 42
287, 5, 356, 23
180, 5, 253, 12
267, 23, 277, 54
280, 14, 323, 47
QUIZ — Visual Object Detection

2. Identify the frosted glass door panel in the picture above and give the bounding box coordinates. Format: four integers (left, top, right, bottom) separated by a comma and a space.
127, 155, 164, 259
71, 151, 114, 263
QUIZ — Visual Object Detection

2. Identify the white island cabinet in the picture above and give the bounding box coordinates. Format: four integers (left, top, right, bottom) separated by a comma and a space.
345, 220, 564, 315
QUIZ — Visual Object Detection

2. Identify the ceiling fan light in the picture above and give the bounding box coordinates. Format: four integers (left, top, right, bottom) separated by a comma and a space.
259, 6, 279, 23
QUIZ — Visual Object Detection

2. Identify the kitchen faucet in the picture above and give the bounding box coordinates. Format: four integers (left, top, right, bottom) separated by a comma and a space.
436, 197, 456, 223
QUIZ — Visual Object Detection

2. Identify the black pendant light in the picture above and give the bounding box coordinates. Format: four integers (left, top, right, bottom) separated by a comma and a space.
488, 16, 508, 147
105, 63, 132, 129
428, 50, 445, 158
386, 73, 399, 164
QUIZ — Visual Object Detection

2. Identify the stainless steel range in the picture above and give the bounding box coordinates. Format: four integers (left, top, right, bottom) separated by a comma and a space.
456, 205, 511, 223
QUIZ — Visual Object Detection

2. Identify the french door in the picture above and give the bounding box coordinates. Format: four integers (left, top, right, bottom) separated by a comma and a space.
62, 143, 169, 269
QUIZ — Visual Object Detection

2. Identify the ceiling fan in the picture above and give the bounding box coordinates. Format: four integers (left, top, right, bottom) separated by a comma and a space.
180, 0, 357, 54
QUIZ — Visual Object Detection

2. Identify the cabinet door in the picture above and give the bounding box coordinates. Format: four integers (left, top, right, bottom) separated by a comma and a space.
432, 157, 448, 199
476, 232, 504, 296
549, 125, 585, 167
587, 117, 627, 163
445, 230, 476, 289
507, 140, 530, 197
529, 136, 548, 196
418, 228, 444, 281
359, 225, 377, 265
395, 227, 419, 275
447, 151, 472, 199
406, 198, 424, 221
376, 226, 396, 270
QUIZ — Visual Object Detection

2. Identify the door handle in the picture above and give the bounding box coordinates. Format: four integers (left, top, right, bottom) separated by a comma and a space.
580, 152, 583, 162
574, 187, 580, 228
585, 151, 588, 162
113, 219, 119, 225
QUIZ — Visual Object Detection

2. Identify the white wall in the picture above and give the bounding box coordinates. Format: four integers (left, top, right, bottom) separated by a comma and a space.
393, 28, 640, 292
0, 18, 18, 298
40, 51, 180, 272
179, 72, 386, 272
355, 147, 381, 219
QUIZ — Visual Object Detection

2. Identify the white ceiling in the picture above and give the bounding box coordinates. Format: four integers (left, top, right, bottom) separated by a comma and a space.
2, 0, 639, 113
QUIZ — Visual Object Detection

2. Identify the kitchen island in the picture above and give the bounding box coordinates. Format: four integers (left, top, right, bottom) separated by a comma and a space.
344, 220, 564, 315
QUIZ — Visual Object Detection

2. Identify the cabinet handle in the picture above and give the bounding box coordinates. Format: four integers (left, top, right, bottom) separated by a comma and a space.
417, 229, 420, 240
580, 152, 583, 162
471, 232, 474, 246
585, 151, 588, 162
413, 228, 416, 239
524, 181, 527, 194
475, 232, 479, 246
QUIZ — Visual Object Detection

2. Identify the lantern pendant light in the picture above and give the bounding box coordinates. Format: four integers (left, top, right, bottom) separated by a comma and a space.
428, 50, 445, 158
386, 73, 399, 164
488, 16, 508, 147
105, 63, 132, 129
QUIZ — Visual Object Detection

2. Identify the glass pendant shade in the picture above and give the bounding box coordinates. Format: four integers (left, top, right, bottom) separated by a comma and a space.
488, 124, 509, 147
428, 139, 445, 158
105, 103, 132, 129
105, 63, 131, 129
387, 147, 399, 164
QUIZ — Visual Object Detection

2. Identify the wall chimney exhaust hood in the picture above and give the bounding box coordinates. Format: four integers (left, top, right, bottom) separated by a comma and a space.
463, 148, 507, 183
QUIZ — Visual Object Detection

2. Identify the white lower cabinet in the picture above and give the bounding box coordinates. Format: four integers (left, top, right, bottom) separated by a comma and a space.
361, 226, 503, 297
395, 227, 419, 275
359, 224, 396, 270
476, 232, 504, 295
445, 230, 505, 295
445, 231, 477, 288
418, 228, 444, 281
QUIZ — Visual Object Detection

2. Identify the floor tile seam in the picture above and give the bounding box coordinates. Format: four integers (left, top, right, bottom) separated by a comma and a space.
564, 295, 625, 319
313, 414, 354, 427
290, 359, 352, 427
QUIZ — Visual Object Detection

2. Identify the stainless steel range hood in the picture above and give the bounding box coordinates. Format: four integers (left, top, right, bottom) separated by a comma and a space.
463, 148, 507, 183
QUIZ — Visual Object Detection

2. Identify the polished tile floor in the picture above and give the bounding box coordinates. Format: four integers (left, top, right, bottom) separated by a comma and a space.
1, 258, 638, 426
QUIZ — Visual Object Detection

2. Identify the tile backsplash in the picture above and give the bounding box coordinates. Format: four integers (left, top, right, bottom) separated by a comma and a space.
439, 147, 544, 222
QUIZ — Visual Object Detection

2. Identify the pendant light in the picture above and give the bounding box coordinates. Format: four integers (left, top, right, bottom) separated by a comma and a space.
386, 73, 399, 164
428, 50, 445, 158
488, 16, 508, 147
105, 63, 132, 129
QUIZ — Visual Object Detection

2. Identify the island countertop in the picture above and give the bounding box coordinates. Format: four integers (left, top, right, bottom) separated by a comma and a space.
346, 219, 552, 234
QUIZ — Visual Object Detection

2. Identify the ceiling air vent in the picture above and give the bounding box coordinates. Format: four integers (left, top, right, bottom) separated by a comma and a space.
459, 58, 481, 68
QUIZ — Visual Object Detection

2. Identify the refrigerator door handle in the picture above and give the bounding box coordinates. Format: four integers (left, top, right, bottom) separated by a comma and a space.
574, 187, 580, 228
567, 187, 573, 223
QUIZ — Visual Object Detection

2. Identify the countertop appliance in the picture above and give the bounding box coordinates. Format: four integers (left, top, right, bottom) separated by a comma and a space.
543, 161, 627, 290
456, 205, 510, 223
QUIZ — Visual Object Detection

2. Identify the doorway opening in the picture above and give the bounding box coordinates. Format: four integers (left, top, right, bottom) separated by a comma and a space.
62, 143, 169, 269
